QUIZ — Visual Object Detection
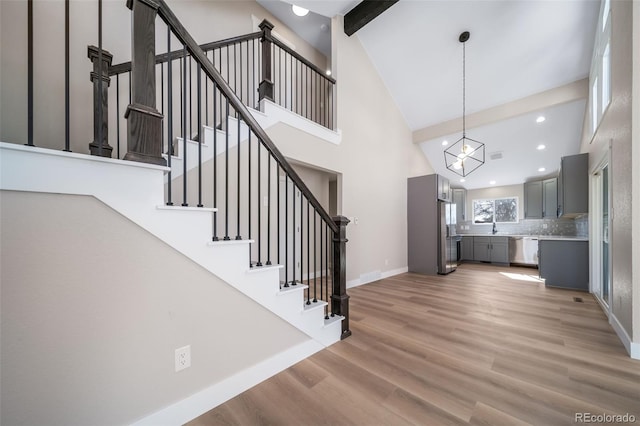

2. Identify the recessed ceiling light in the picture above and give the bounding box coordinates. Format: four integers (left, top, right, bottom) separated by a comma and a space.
291, 4, 309, 16
489, 180, 496, 185
325, 70, 332, 76
460, 178, 465, 183
536, 116, 546, 123
537, 144, 546, 150
538, 167, 546, 172
441, 140, 448, 146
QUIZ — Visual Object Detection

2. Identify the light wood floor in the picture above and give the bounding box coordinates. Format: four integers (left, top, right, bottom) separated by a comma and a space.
187, 263, 640, 426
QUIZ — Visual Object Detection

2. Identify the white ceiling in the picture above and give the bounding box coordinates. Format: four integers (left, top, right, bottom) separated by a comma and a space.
260, 0, 601, 190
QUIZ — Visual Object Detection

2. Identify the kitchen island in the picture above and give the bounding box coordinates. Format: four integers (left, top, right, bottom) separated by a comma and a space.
538, 236, 589, 291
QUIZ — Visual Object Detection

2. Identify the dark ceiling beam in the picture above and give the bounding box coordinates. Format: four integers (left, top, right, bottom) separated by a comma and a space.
343, 0, 399, 37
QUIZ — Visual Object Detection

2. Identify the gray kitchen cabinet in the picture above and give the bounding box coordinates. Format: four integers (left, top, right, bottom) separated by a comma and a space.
437, 175, 451, 202
542, 178, 558, 218
524, 181, 543, 219
473, 237, 491, 262
473, 236, 509, 263
539, 240, 589, 290
461, 236, 474, 260
524, 178, 557, 219
452, 188, 467, 222
490, 237, 510, 264
557, 153, 588, 217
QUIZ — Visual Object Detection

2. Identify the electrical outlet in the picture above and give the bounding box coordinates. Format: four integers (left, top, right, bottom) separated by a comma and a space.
385, 259, 389, 266
542, 223, 548, 229
175, 345, 191, 372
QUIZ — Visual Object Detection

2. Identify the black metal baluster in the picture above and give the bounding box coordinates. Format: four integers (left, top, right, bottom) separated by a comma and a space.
325, 223, 335, 319
236, 112, 241, 240
284, 175, 288, 287
292, 185, 296, 286
306, 198, 310, 304
277, 164, 280, 267
182, 45, 188, 207
266, 155, 272, 265
239, 41, 243, 105
205, 52, 209, 127
166, 28, 173, 206
179, 55, 183, 137
64, 0, 70, 151
189, 56, 192, 139
234, 43, 238, 101
27, 0, 33, 146
313, 210, 317, 302
97, 0, 103, 156
257, 137, 262, 266
300, 190, 304, 288
116, 75, 120, 159
160, 62, 164, 162
197, 63, 203, 207
326, 223, 331, 319
212, 82, 218, 240
320, 218, 323, 304
248, 132, 252, 265
284, 50, 288, 109
224, 98, 230, 240
226, 46, 230, 89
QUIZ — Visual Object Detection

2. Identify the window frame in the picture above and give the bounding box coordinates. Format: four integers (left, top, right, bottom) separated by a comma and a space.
472, 197, 519, 225
589, 0, 612, 139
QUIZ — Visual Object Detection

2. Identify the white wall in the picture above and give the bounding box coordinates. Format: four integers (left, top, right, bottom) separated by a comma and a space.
0, 190, 309, 425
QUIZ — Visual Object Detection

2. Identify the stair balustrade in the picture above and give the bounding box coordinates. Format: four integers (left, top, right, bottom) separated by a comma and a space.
14, 0, 349, 339
140, 0, 349, 336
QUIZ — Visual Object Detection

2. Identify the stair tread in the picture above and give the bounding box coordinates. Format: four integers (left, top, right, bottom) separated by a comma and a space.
208, 239, 255, 246
324, 315, 344, 327
157, 205, 217, 213
246, 264, 283, 274
278, 283, 309, 294
302, 300, 328, 313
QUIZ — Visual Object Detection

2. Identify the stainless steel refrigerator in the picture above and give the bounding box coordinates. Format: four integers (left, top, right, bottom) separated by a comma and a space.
438, 201, 458, 274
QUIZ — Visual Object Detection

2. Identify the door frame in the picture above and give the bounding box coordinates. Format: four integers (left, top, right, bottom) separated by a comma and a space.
590, 149, 611, 314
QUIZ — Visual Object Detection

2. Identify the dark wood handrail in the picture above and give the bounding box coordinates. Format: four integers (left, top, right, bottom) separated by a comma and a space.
268, 34, 336, 84
155, 0, 338, 234
109, 31, 262, 76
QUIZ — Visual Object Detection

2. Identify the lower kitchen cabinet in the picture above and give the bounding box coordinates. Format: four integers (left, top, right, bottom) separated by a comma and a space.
539, 240, 589, 290
471, 236, 509, 264
461, 236, 474, 260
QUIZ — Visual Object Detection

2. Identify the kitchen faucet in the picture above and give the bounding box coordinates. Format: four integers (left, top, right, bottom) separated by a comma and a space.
492, 222, 497, 234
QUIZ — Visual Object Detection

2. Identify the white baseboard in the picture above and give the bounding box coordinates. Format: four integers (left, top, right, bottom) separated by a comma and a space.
130, 339, 324, 426
609, 313, 640, 360
347, 266, 408, 289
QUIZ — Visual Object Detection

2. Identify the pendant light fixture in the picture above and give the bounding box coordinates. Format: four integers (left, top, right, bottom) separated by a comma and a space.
444, 31, 485, 177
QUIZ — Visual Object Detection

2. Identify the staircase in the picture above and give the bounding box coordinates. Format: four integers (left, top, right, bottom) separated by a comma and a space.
1, 0, 350, 422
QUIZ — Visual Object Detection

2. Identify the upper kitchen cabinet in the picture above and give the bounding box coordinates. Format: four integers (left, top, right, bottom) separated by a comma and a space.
558, 153, 588, 217
452, 188, 467, 222
524, 178, 557, 219
437, 175, 451, 202
524, 181, 543, 218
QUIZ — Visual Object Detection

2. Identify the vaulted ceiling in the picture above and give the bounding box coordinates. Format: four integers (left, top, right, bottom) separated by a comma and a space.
258, 0, 601, 189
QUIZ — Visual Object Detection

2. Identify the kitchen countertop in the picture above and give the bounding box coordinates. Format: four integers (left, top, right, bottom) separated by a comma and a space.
459, 234, 589, 241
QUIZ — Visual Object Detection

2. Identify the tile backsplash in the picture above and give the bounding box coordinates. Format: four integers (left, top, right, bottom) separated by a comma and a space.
457, 214, 589, 237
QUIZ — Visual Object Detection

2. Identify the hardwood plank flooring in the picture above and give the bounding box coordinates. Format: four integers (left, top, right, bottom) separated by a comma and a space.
187, 264, 640, 426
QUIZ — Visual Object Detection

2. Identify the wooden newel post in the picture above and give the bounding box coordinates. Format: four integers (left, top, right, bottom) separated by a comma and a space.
123, 0, 166, 166
258, 20, 274, 102
88, 45, 113, 157
332, 215, 351, 339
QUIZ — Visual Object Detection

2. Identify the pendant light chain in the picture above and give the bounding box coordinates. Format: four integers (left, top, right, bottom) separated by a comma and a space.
462, 40, 466, 138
